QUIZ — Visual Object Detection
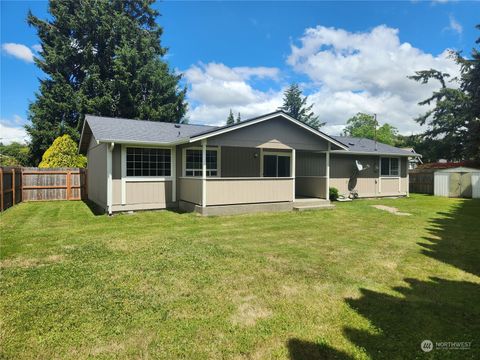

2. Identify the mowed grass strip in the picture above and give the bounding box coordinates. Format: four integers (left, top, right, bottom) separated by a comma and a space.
0, 195, 479, 359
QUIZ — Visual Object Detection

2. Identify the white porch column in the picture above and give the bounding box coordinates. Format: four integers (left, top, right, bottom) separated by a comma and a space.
107, 142, 114, 215
121, 145, 126, 205
201, 139, 207, 207
171, 146, 176, 202
291, 148, 296, 201
259, 148, 264, 177
325, 143, 330, 200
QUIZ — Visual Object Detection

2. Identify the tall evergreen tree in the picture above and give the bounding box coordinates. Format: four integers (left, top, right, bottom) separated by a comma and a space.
278, 84, 325, 129
226, 109, 235, 125
26, 0, 187, 164
409, 24, 480, 161
236, 112, 241, 123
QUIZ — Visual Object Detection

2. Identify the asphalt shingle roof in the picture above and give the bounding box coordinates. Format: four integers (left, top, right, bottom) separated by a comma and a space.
331, 136, 420, 156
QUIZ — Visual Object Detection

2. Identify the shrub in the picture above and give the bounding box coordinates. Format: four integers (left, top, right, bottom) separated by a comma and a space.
329, 187, 339, 201
39, 135, 87, 168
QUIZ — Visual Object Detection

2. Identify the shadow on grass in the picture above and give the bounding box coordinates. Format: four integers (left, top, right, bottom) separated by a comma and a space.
83, 200, 106, 216
288, 199, 480, 359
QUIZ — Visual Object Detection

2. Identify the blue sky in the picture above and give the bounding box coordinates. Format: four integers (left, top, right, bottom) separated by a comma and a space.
1, 0, 479, 144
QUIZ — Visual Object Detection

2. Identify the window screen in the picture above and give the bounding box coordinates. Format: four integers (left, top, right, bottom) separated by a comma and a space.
126, 148, 171, 177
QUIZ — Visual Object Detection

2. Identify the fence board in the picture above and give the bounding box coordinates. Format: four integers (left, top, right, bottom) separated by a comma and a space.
0, 167, 87, 211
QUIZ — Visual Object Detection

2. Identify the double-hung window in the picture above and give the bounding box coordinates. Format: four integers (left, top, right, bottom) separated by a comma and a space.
185, 149, 218, 176
263, 153, 291, 177
380, 157, 399, 176
126, 147, 171, 177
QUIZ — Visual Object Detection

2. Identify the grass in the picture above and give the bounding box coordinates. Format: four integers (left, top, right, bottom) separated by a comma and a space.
0, 195, 479, 359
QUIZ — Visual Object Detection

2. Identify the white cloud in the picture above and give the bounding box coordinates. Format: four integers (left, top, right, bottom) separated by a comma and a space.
1, 43, 34, 62
32, 44, 42, 52
184, 63, 282, 125
287, 25, 460, 134
446, 15, 463, 34
0, 121, 29, 144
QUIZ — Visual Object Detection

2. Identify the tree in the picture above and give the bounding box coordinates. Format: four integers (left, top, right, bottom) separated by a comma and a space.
409, 25, 480, 161
278, 84, 325, 129
343, 113, 398, 146
27, 0, 187, 165
236, 112, 241, 123
226, 109, 235, 125
0, 142, 30, 166
38, 135, 87, 168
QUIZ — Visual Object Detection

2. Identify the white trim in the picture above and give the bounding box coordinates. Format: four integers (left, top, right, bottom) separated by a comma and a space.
201, 139, 207, 207
263, 150, 292, 157
121, 145, 126, 205
291, 148, 296, 200
172, 146, 176, 202
106, 142, 114, 215
326, 143, 330, 200
188, 112, 349, 150
182, 146, 221, 177
398, 157, 402, 192
125, 177, 173, 182
98, 138, 188, 147
378, 157, 381, 194
124, 145, 173, 179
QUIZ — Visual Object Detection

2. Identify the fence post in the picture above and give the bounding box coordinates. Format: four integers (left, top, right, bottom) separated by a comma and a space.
66, 170, 71, 200
0, 168, 3, 211
12, 168, 15, 205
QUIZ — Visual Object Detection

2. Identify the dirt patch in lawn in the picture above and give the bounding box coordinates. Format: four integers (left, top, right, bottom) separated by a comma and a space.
0, 254, 65, 269
371, 205, 411, 216
231, 295, 272, 326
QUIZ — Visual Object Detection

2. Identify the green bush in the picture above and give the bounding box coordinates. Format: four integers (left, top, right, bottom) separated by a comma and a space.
39, 135, 87, 168
329, 187, 339, 201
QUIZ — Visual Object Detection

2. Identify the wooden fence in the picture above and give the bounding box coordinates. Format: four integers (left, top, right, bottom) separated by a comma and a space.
0, 167, 87, 212
409, 171, 434, 194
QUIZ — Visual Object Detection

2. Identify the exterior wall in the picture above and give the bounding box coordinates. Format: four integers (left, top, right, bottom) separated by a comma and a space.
295, 177, 327, 198
329, 154, 408, 197
205, 178, 294, 205
206, 116, 330, 151
179, 177, 202, 205
221, 146, 260, 177
87, 137, 107, 209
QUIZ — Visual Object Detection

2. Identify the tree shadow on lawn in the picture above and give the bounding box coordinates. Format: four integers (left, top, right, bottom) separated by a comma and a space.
288, 199, 480, 359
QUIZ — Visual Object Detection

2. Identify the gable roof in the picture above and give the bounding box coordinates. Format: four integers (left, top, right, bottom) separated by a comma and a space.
331, 136, 422, 157
79, 115, 216, 153
188, 110, 349, 150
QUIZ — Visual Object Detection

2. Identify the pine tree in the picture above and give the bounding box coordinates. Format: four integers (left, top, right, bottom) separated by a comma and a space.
26, 0, 187, 165
236, 112, 241, 123
226, 109, 235, 125
278, 84, 325, 129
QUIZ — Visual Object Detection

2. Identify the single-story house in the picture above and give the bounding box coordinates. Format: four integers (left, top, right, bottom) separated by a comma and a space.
79, 110, 420, 215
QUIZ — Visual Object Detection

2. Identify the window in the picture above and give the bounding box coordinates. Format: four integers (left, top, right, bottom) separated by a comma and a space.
185, 149, 218, 176
380, 157, 399, 176
263, 154, 291, 177
126, 148, 171, 177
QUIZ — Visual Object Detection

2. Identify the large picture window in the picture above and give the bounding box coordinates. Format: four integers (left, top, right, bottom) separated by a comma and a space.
263, 154, 291, 177
185, 149, 218, 176
126, 148, 171, 177
380, 157, 399, 176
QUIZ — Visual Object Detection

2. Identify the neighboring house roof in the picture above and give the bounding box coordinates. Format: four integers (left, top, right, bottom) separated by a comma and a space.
331, 136, 421, 157
416, 161, 480, 170
435, 167, 480, 173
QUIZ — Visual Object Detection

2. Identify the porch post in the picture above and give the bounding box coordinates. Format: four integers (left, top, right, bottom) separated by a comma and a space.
201, 139, 207, 207
107, 142, 114, 215
325, 143, 330, 200
291, 148, 296, 201
171, 146, 176, 203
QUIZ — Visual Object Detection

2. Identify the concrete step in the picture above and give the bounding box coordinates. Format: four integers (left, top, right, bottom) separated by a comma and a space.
293, 204, 335, 212
293, 199, 331, 207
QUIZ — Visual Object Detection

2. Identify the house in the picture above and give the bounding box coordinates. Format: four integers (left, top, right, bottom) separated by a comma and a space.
79, 111, 420, 215
401, 147, 423, 170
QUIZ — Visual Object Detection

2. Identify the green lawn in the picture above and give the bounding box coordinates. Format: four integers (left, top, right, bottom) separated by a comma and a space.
0, 195, 479, 359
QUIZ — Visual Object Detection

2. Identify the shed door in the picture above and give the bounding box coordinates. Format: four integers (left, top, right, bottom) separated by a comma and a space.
434, 173, 449, 197
449, 173, 461, 198
472, 173, 480, 199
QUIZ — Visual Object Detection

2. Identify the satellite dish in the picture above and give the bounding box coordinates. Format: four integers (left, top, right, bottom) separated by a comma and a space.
356, 160, 370, 172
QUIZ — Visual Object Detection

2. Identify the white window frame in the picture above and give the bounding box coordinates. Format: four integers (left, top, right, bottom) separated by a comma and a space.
182, 147, 221, 177
124, 145, 173, 181
380, 157, 400, 178
263, 151, 292, 178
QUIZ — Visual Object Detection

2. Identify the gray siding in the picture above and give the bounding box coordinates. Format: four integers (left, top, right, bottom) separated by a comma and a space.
221, 146, 260, 177
207, 116, 330, 151
87, 137, 107, 210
